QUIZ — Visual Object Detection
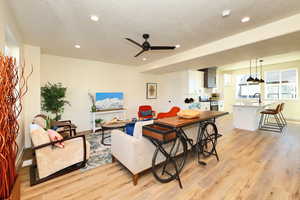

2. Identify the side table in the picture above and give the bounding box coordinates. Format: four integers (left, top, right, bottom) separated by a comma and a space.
101, 122, 128, 146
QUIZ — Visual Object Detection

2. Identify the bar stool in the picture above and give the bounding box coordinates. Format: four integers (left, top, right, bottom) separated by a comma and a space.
259, 104, 284, 133
265, 103, 287, 127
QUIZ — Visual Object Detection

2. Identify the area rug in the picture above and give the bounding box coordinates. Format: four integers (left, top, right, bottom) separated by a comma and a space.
81, 132, 112, 172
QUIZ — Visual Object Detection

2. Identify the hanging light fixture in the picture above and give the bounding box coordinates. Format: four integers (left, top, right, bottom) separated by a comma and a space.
247, 59, 254, 82
254, 58, 260, 82
259, 59, 265, 83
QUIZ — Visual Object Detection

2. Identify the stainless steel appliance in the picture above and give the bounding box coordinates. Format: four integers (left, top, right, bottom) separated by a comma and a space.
210, 101, 219, 111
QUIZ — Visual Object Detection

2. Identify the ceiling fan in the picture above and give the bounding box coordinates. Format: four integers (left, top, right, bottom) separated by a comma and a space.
125, 34, 176, 57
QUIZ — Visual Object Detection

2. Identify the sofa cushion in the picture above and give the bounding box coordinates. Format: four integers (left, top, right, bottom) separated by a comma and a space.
30, 124, 51, 147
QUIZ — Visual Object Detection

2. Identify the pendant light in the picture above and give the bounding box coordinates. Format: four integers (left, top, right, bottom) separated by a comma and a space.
247, 59, 254, 82
254, 58, 260, 82
259, 59, 265, 83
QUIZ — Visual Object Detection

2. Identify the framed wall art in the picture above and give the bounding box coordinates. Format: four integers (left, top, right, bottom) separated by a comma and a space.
146, 83, 157, 99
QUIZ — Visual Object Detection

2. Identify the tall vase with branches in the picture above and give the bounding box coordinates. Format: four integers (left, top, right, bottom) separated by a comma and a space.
41, 82, 70, 121
0, 54, 31, 199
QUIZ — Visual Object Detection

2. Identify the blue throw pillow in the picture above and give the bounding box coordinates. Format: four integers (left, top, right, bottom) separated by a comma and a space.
125, 122, 136, 136
141, 110, 152, 117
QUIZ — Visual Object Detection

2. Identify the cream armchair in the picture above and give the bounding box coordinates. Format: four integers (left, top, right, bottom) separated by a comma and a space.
30, 124, 90, 186
111, 120, 198, 185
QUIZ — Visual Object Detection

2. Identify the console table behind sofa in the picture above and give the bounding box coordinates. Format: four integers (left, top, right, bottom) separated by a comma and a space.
111, 120, 198, 185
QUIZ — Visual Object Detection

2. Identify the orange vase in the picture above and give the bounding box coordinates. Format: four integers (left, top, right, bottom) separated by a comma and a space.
5, 176, 20, 200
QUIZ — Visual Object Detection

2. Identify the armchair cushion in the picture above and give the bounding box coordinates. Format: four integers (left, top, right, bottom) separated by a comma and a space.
30, 124, 51, 147
33, 115, 47, 129
140, 110, 152, 117
35, 137, 90, 179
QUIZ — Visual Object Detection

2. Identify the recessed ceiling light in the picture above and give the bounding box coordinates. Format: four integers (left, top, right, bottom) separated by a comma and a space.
222, 9, 231, 17
241, 17, 250, 23
90, 15, 99, 22
175, 44, 181, 48
142, 58, 147, 61
74, 44, 81, 49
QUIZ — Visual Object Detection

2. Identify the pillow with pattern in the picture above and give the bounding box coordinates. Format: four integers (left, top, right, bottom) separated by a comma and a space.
47, 129, 65, 148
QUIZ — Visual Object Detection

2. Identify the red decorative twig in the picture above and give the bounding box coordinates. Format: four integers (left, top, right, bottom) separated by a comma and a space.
0, 54, 31, 199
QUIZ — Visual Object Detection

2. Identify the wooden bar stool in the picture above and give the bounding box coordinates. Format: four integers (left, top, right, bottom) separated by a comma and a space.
259, 104, 284, 133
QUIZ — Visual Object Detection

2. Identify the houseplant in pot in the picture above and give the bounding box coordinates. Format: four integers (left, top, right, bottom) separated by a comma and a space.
41, 82, 70, 121
0, 55, 30, 200
88, 93, 97, 112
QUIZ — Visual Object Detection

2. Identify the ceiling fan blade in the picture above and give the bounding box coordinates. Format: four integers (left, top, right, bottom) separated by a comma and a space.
125, 38, 143, 48
134, 50, 145, 57
150, 46, 176, 50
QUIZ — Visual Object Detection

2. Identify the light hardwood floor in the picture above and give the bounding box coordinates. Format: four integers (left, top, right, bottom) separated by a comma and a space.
20, 117, 300, 200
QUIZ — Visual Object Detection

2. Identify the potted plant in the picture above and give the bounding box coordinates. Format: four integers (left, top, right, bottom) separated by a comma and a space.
88, 93, 97, 112
0, 55, 29, 200
41, 82, 70, 121
95, 119, 103, 127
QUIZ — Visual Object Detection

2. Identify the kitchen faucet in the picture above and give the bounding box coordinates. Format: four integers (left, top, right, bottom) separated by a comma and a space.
253, 93, 262, 104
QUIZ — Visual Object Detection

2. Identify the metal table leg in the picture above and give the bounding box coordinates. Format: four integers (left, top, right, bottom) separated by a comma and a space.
150, 133, 187, 189
101, 128, 111, 146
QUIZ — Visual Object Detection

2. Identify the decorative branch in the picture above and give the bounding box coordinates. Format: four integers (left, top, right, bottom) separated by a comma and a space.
0, 54, 31, 199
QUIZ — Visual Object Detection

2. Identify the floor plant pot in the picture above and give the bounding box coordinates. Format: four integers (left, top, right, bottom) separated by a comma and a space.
4, 176, 20, 200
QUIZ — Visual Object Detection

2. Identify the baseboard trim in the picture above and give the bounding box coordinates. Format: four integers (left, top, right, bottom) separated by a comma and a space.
22, 159, 33, 167
16, 146, 24, 171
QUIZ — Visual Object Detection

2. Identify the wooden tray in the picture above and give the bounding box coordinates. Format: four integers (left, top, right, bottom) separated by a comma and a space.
143, 124, 176, 142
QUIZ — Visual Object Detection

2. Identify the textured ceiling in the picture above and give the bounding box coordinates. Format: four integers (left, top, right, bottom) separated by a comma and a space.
8, 0, 300, 66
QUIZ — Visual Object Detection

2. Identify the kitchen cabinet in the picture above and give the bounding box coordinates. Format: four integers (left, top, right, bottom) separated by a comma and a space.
199, 67, 217, 88
188, 70, 204, 94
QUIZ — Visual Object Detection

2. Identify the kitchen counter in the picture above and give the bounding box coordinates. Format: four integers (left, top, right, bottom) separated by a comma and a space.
233, 101, 274, 108
232, 101, 276, 131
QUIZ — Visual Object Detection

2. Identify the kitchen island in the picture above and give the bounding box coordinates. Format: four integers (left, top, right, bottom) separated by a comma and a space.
233, 101, 275, 131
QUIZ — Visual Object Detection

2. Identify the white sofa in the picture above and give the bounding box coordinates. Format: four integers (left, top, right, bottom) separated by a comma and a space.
111, 120, 198, 185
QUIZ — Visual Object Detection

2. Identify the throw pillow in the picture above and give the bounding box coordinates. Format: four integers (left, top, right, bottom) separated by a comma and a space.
47, 129, 65, 148
141, 110, 152, 117
125, 122, 136, 136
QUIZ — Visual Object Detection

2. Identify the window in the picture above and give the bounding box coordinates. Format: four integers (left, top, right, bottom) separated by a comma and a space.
236, 74, 260, 99
265, 69, 298, 100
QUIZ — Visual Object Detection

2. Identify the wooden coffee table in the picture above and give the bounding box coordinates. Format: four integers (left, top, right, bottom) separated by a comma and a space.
101, 121, 129, 146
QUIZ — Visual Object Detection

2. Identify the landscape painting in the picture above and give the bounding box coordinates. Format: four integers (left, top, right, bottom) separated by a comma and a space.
95, 92, 124, 110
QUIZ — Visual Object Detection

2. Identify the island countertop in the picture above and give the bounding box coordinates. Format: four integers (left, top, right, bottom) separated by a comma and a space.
232, 101, 275, 108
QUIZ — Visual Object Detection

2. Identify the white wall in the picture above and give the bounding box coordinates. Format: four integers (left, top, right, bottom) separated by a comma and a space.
159, 70, 189, 110
23, 45, 41, 148
0, 0, 27, 162
40, 54, 164, 132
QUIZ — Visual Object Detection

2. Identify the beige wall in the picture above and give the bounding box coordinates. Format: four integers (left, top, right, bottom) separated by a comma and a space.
40, 54, 165, 132
219, 60, 300, 121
